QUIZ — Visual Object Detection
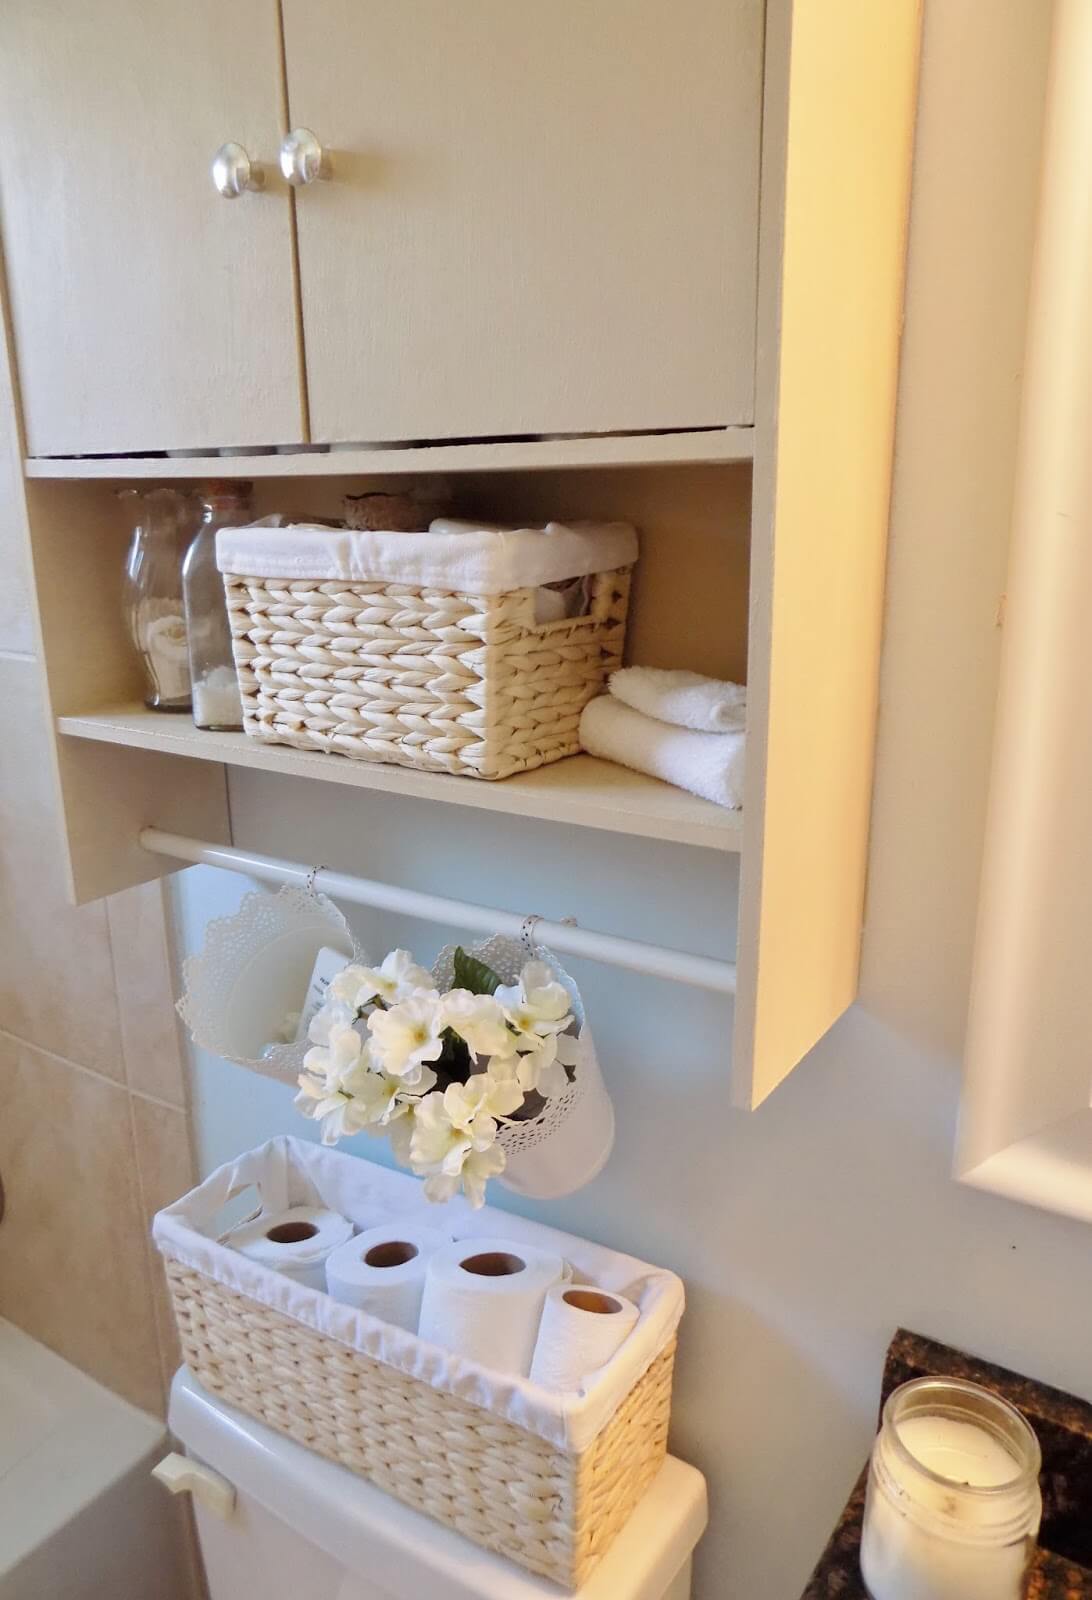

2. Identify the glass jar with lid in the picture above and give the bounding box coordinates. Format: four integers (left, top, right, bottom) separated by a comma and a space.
860, 1376, 1041, 1600
182, 482, 253, 731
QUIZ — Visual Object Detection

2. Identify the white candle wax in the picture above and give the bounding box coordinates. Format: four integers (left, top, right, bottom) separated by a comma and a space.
861, 1416, 1033, 1600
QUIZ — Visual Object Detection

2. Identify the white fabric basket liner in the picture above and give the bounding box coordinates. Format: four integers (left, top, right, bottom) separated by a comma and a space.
153, 1136, 682, 1454
215, 520, 638, 596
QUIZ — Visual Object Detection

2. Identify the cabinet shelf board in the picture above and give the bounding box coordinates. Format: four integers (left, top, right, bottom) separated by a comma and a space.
24, 428, 754, 481
56, 706, 743, 853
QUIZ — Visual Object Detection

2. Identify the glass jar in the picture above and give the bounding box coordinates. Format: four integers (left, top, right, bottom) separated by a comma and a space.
121, 488, 196, 711
182, 482, 253, 731
861, 1377, 1041, 1600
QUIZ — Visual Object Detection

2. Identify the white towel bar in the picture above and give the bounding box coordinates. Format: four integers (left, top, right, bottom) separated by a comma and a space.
141, 828, 737, 996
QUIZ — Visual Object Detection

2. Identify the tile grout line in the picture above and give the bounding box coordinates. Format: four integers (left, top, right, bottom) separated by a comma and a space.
101, 892, 129, 1092
0, 1025, 186, 1112
123, 1086, 176, 1416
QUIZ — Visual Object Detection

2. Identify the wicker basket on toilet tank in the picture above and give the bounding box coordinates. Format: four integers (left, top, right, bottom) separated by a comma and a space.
215, 520, 636, 780
154, 1138, 682, 1590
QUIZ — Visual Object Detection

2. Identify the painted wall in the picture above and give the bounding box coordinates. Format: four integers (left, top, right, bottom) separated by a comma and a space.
171, 6, 1092, 1597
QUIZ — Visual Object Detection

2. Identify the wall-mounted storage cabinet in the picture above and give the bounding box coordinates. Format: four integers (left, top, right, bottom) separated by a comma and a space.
0, 0, 762, 458
0, 0, 922, 1107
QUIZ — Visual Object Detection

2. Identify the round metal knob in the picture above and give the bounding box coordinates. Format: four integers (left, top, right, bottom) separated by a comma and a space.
211, 142, 265, 199
280, 128, 331, 186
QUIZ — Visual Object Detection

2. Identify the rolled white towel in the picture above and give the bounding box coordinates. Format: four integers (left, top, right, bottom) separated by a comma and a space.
580, 696, 745, 809
609, 666, 746, 733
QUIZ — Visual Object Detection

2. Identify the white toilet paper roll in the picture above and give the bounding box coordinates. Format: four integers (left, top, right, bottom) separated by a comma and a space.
529, 1284, 640, 1392
324, 1222, 450, 1332
417, 1238, 565, 1377
226, 1206, 354, 1292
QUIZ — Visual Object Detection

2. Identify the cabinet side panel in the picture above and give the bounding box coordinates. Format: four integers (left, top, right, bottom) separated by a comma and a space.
735, 0, 922, 1107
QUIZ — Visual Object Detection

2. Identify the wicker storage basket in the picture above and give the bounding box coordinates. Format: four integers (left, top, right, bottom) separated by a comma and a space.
154, 1139, 682, 1590
216, 519, 637, 780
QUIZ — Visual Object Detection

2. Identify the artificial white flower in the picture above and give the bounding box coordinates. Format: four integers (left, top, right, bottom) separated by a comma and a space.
303, 1019, 366, 1083
424, 1143, 507, 1209
368, 991, 445, 1083
410, 1083, 497, 1175
295, 1027, 379, 1144
345, 1064, 424, 1128
440, 989, 516, 1061
294, 1072, 371, 1145
307, 998, 356, 1047
513, 1028, 579, 1098
495, 961, 573, 1042
330, 950, 434, 1012
455, 1069, 526, 1122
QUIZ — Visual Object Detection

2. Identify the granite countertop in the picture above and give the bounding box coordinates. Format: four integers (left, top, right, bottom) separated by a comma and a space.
801, 1330, 1092, 1600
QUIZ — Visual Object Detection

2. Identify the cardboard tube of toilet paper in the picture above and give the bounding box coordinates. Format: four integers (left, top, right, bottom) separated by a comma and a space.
324, 1222, 450, 1332
529, 1284, 640, 1392
226, 1206, 354, 1292
417, 1238, 565, 1377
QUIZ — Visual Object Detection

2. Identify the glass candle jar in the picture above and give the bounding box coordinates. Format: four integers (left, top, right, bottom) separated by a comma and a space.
861, 1377, 1041, 1600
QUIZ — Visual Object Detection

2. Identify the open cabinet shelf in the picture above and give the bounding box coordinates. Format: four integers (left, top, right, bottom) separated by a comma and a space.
57, 706, 743, 853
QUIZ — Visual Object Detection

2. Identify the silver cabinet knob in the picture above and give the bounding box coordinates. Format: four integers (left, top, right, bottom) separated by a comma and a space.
211, 142, 265, 199
280, 128, 331, 186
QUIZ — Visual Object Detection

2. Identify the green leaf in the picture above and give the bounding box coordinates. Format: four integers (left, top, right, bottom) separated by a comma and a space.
452, 946, 502, 996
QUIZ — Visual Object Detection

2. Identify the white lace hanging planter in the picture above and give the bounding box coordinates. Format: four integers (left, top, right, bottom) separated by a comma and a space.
178, 885, 360, 1084
432, 934, 615, 1200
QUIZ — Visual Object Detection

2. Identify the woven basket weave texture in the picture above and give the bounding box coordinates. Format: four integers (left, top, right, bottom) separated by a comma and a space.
224, 567, 632, 778
165, 1259, 673, 1588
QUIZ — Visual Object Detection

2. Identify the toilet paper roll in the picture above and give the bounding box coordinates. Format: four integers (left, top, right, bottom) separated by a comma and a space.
226, 1206, 354, 1292
417, 1237, 565, 1377
324, 1222, 450, 1332
529, 1284, 641, 1392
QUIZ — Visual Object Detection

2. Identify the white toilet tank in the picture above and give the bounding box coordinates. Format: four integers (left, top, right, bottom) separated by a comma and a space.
166, 1369, 706, 1600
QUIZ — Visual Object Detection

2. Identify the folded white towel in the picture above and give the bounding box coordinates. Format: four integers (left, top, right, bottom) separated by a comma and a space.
609, 666, 747, 733
579, 696, 745, 810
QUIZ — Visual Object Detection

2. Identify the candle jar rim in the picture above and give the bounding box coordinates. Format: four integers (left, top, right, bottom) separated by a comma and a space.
881, 1376, 1042, 1497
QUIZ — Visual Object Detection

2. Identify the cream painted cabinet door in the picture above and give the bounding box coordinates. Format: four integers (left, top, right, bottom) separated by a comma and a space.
0, 1, 303, 457
283, 0, 763, 445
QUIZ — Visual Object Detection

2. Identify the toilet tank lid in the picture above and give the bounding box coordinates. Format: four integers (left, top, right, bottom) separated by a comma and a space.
169, 1369, 707, 1599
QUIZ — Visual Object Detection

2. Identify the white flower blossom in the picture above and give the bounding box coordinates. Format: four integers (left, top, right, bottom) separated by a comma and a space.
408, 1073, 520, 1207
303, 1019, 366, 1083
345, 1065, 423, 1128
410, 1082, 497, 1174
424, 1144, 507, 1209
440, 989, 516, 1061
495, 961, 573, 1043
513, 1028, 579, 1098
307, 998, 356, 1047
367, 991, 445, 1084
330, 949, 434, 1012
295, 1025, 379, 1144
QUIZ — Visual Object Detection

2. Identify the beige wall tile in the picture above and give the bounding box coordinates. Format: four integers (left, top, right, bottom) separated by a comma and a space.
0, 654, 124, 1076
109, 881, 187, 1105
129, 1093, 196, 1396
0, 1032, 164, 1414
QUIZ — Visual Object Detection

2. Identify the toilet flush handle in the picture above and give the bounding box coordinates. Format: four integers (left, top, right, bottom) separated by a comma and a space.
153, 1452, 236, 1520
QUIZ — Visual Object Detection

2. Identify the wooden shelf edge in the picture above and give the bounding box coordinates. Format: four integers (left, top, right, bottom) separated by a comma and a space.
56, 708, 744, 854
25, 427, 755, 480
